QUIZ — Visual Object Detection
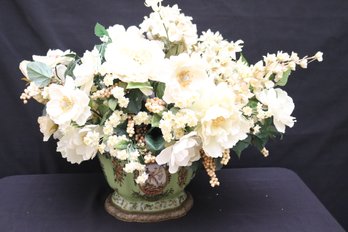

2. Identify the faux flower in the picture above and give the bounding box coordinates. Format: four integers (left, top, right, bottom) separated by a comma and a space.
73, 48, 101, 93
46, 77, 91, 126
191, 83, 252, 157
37, 115, 57, 141
156, 132, 201, 173
56, 125, 101, 164
32, 49, 74, 67
102, 25, 166, 83
18, 0, 322, 188
256, 88, 295, 133
162, 53, 213, 108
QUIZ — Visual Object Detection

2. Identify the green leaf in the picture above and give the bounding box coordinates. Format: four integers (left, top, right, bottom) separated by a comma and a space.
94, 23, 108, 38
108, 98, 117, 111
232, 136, 251, 158
145, 128, 165, 153
115, 140, 130, 150
276, 69, 291, 86
170, 107, 179, 114
98, 104, 112, 125
64, 53, 78, 59
247, 98, 258, 109
64, 60, 77, 79
151, 114, 161, 127
251, 136, 266, 151
251, 118, 280, 150
239, 53, 249, 65
27, 61, 52, 87
126, 82, 153, 90
114, 121, 127, 136
95, 44, 107, 59
153, 81, 166, 98
125, 89, 145, 114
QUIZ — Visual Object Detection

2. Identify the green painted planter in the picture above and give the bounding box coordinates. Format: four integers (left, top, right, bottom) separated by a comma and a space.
98, 153, 198, 222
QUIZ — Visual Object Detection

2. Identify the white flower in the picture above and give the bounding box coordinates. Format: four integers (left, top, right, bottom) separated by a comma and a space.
102, 26, 166, 83
140, 4, 198, 48
19, 60, 30, 78
33, 49, 74, 68
73, 48, 101, 93
156, 132, 201, 173
162, 53, 213, 107
315, 51, 323, 62
191, 83, 252, 157
145, 0, 162, 10
111, 86, 125, 99
135, 172, 149, 185
111, 149, 128, 160
46, 77, 91, 126
256, 88, 295, 133
133, 112, 151, 125
56, 125, 100, 164
106, 24, 142, 43
37, 115, 57, 141
124, 162, 145, 173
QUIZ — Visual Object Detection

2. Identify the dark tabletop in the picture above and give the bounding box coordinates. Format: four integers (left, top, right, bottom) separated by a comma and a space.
0, 168, 344, 232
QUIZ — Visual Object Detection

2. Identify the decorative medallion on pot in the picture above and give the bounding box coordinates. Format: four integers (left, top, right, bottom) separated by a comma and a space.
19, 0, 323, 223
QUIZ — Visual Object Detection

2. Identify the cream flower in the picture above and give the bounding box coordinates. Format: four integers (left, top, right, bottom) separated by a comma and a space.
73, 48, 101, 93
156, 132, 201, 173
32, 49, 74, 68
46, 77, 91, 126
256, 88, 295, 133
102, 26, 166, 83
140, 4, 198, 48
19, 60, 30, 78
191, 83, 252, 157
56, 125, 101, 164
37, 115, 57, 141
145, 0, 162, 10
162, 53, 213, 107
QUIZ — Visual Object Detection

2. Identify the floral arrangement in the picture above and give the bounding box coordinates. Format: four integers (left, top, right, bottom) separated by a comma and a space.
19, 0, 323, 187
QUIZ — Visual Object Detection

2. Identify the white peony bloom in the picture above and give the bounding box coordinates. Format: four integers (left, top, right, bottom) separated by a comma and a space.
256, 88, 295, 133
162, 53, 214, 108
102, 26, 166, 83
73, 48, 101, 94
46, 77, 91, 126
191, 83, 252, 157
33, 49, 74, 68
156, 132, 201, 173
56, 125, 101, 164
37, 115, 57, 141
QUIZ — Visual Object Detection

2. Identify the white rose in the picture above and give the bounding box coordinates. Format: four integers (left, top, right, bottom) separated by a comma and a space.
37, 115, 57, 141
46, 77, 91, 126
156, 132, 201, 173
256, 88, 295, 133
56, 125, 101, 164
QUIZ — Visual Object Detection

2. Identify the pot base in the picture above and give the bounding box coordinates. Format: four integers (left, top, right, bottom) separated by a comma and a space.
104, 191, 194, 222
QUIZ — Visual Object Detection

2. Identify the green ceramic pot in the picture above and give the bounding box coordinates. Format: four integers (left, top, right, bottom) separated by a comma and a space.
98, 153, 198, 222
